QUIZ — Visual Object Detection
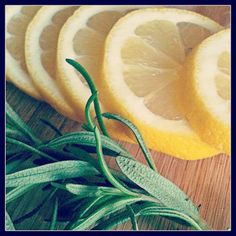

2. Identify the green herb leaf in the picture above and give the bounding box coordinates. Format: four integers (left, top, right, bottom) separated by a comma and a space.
6, 160, 100, 187
116, 156, 199, 217
50, 197, 58, 230
46, 131, 132, 158
68, 196, 141, 230
126, 205, 138, 230
5, 211, 15, 230
6, 127, 31, 143
6, 155, 30, 174
53, 182, 123, 198
64, 145, 100, 169
7, 137, 56, 161
6, 102, 41, 144
6, 184, 36, 204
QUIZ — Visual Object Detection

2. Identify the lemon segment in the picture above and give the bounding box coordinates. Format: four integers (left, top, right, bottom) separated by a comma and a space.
25, 6, 79, 120
101, 8, 223, 159
57, 6, 161, 121
180, 29, 230, 154
6, 6, 42, 99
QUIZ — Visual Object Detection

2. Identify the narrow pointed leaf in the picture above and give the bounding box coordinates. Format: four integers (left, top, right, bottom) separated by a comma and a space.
69, 196, 141, 230
6, 160, 100, 187
116, 156, 199, 217
6, 102, 41, 144
53, 183, 123, 198
46, 131, 132, 158
6, 184, 36, 204
50, 197, 58, 230
5, 211, 15, 230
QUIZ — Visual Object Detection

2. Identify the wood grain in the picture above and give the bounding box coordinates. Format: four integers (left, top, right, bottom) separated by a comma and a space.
6, 5, 231, 231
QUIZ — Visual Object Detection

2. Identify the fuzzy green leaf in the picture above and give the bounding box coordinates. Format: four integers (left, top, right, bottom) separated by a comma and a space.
68, 196, 141, 230
50, 197, 58, 230
6, 160, 100, 187
116, 156, 199, 218
53, 182, 123, 198
6, 102, 41, 144
46, 131, 131, 158
6, 184, 36, 204
5, 211, 15, 230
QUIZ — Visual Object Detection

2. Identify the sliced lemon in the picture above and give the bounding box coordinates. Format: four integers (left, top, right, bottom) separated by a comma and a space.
25, 6, 79, 120
180, 29, 230, 154
57, 5, 159, 121
6, 6, 42, 100
101, 8, 223, 159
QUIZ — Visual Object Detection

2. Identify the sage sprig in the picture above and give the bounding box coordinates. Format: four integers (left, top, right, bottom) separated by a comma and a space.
6, 59, 209, 231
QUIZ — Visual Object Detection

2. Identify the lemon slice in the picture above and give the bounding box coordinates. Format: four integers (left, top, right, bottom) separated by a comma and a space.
181, 29, 230, 154
101, 8, 223, 159
25, 6, 79, 120
6, 6, 42, 100
57, 5, 159, 120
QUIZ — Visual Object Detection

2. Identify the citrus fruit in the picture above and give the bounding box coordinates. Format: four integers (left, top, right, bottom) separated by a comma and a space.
180, 29, 230, 154
57, 5, 158, 120
25, 6, 79, 120
100, 8, 223, 159
6, 6, 42, 100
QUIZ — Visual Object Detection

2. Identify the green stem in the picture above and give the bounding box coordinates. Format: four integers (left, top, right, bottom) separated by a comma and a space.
126, 205, 138, 230
85, 92, 98, 131
94, 127, 138, 197
66, 59, 109, 137
103, 113, 157, 172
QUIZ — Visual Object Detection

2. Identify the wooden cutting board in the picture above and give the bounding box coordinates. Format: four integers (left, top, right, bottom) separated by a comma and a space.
6, 5, 230, 230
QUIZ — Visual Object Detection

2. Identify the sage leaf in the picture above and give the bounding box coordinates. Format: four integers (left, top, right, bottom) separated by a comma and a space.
69, 196, 141, 230
5, 211, 15, 230
64, 145, 99, 169
6, 155, 29, 174
6, 102, 41, 144
50, 197, 58, 230
6, 184, 36, 204
46, 131, 131, 158
6, 160, 100, 187
53, 183, 123, 198
126, 205, 138, 230
116, 156, 199, 218
7, 137, 56, 161
6, 128, 31, 143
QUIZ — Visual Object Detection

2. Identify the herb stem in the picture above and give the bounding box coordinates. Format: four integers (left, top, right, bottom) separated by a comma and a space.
85, 92, 98, 131
66, 59, 109, 137
94, 127, 138, 197
103, 113, 157, 172
126, 205, 138, 230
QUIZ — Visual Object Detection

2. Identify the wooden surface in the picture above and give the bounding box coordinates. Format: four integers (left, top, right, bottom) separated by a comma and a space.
6, 5, 231, 231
